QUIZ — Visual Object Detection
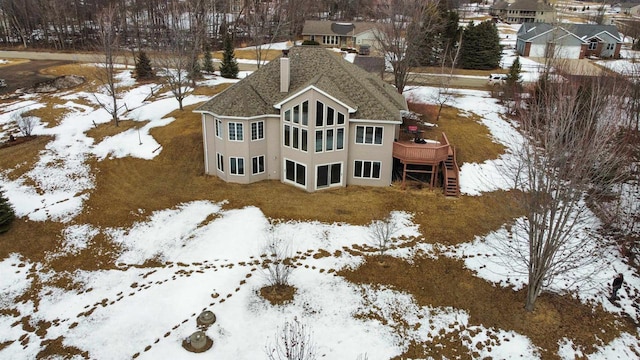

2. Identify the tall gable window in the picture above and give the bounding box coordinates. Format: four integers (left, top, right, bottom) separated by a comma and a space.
283, 101, 309, 152
229, 122, 243, 141
315, 101, 345, 153
251, 121, 264, 141
355, 125, 383, 145
588, 39, 598, 50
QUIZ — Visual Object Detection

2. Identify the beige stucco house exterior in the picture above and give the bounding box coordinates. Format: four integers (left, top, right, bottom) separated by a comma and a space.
194, 46, 407, 192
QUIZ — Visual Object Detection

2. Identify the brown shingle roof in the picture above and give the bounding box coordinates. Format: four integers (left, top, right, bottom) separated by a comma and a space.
301, 20, 379, 36
196, 46, 407, 121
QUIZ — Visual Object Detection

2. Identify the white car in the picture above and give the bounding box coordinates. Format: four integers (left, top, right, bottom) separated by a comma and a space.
0, 79, 6, 88
488, 74, 508, 85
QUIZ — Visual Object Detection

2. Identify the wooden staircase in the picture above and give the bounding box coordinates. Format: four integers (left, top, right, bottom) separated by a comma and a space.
443, 147, 460, 197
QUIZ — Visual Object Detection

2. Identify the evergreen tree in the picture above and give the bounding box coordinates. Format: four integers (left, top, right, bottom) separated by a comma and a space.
134, 51, 154, 80
503, 56, 523, 100
219, 34, 239, 79
458, 21, 502, 70
0, 188, 15, 234
203, 45, 215, 73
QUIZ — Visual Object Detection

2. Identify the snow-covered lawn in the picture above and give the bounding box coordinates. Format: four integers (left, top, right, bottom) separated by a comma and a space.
0, 61, 639, 359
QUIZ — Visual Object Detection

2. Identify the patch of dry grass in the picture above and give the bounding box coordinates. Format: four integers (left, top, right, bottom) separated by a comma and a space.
0, 136, 51, 181
341, 256, 636, 360
22, 97, 82, 128
85, 120, 148, 144
213, 48, 282, 62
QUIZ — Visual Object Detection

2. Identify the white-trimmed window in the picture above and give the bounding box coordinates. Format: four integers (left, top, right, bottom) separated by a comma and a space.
216, 153, 224, 172
354, 160, 381, 179
315, 101, 345, 153
322, 35, 338, 45
215, 119, 223, 138
251, 121, 264, 141
285, 159, 306, 186
252, 155, 265, 174
588, 40, 598, 50
230, 157, 245, 175
317, 163, 342, 189
283, 103, 308, 152
228, 122, 243, 141
355, 125, 383, 145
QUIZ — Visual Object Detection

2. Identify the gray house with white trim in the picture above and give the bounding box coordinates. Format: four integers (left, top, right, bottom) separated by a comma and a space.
516, 23, 622, 59
194, 46, 407, 192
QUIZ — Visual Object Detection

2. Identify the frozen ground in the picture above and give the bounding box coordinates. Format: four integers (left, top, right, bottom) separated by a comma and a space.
0, 52, 639, 359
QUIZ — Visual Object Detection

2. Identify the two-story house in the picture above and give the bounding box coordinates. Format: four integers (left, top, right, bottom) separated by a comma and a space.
301, 21, 381, 54
491, 0, 556, 23
194, 46, 408, 192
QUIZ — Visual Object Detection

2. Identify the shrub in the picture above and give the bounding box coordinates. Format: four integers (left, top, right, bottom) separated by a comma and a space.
301, 40, 319, 46
0, 188, 15, 234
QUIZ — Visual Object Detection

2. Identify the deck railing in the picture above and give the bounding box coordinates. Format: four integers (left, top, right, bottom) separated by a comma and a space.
393, 143, 450, 164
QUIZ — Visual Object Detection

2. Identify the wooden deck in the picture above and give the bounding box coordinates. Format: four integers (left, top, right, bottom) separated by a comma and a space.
393, 132, 460, 196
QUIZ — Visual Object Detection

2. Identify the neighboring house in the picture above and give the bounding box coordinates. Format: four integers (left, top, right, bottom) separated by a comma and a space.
301, 20, 381, 53
194, 46, 408, 192
491, 0, 556, 23
618, 2, 640, 15
516, 23, 622, 59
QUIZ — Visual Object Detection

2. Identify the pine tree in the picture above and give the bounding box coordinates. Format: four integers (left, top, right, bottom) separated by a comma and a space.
203, 45, 215, 73
0, 188, 15, 234
219, 34, 239, 79
458, 21, 501, 70
503, 56, 523, 101
134, 51, 154, 80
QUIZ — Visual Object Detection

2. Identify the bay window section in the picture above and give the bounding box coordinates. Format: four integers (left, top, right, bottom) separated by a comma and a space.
228, 122, 243, 141
251, 121, 264, 141
230, 157, 245, 175
215, 119, 223, 138
252, 155, 265, 174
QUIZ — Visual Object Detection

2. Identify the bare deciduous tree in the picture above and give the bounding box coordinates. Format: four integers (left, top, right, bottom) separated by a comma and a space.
156, 1, 194, 111
94, 5, 122, 126
265, 317, 317, 360
13, 113, 37, 137
261, 226, 293, 288
245, 0, 286, 69
503, 71, 631, 311
374, 0, 441, 93
368, 213, 401, 257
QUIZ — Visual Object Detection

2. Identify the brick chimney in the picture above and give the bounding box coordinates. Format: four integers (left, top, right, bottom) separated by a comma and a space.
280, 49, 290, 93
